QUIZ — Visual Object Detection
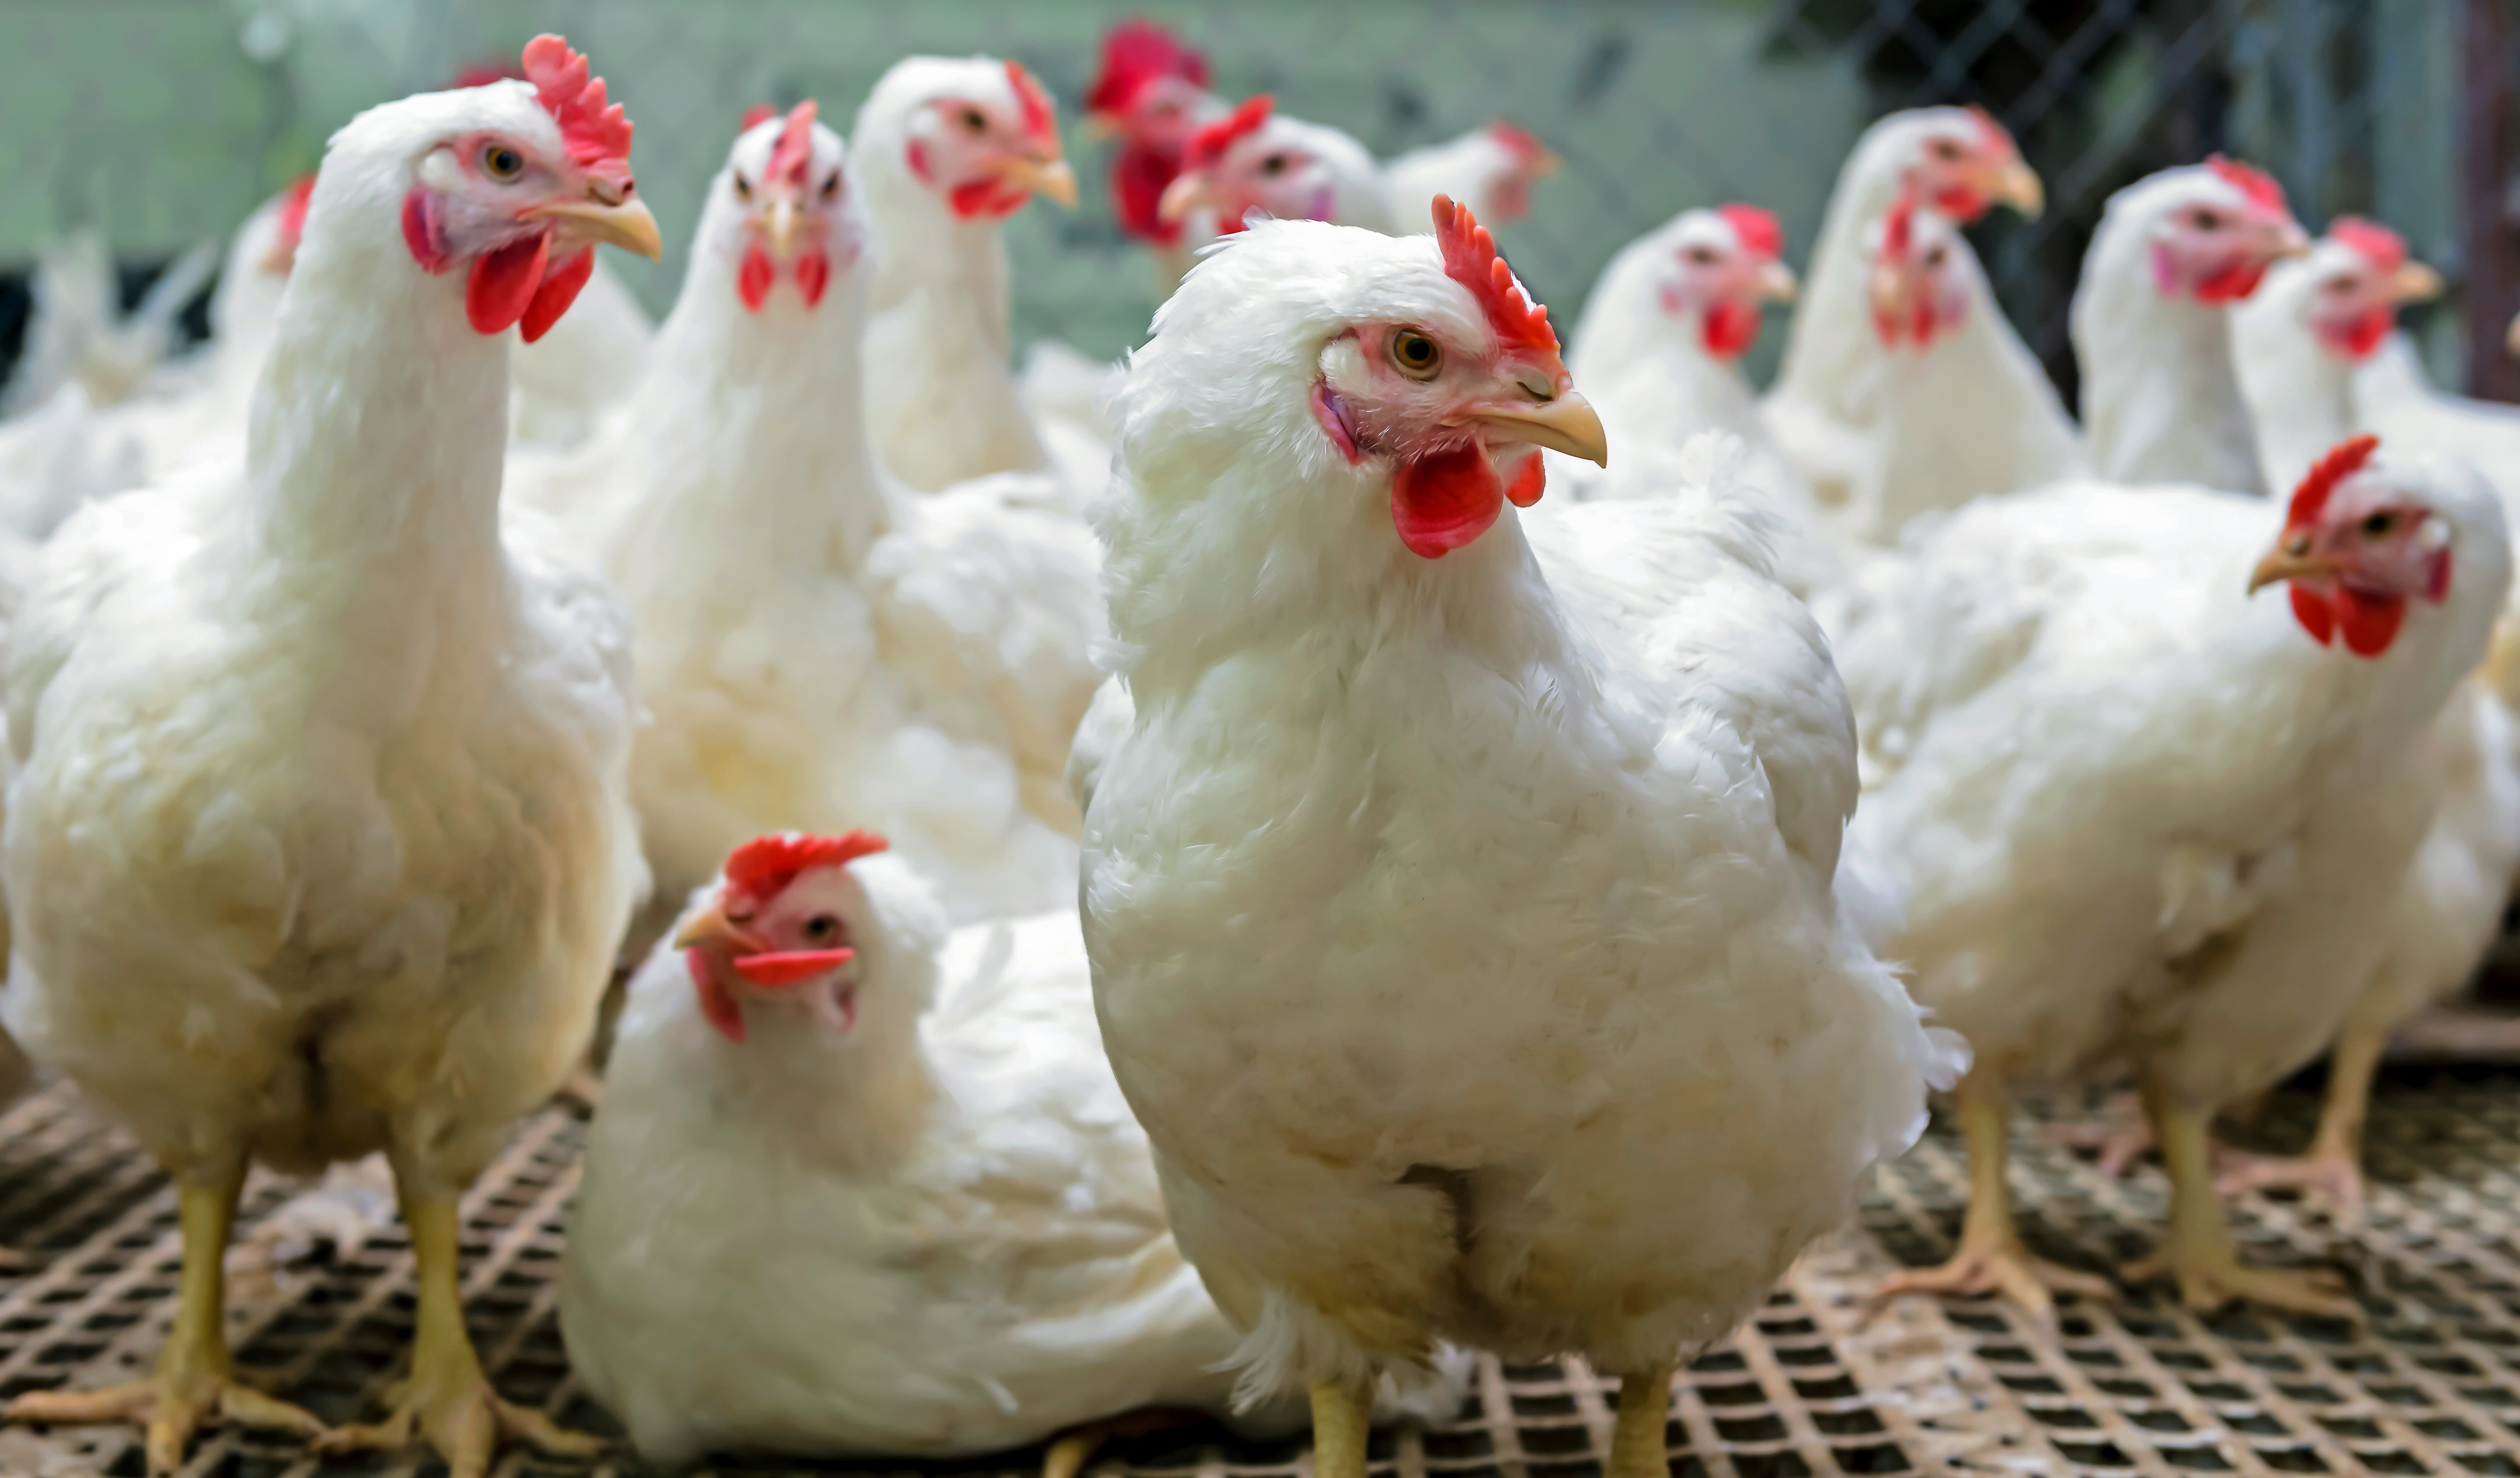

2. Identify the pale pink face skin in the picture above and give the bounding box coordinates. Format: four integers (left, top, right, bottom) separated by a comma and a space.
899, 70, 1073, 220
418, 125, 635, 263
2292, 233, 2440, 362
1196, 121, 1337, 227
2286, 478, 2452, 602
685, 866, 865, 1039
1314, 320, 1570, 471
1903, 112, 2037, 222
721, 115, 862, 311
1656, 217, 1795, 359
2147, 183, 2309, 304
1116, 74, 1212, 152
1866, 211, 1973, 350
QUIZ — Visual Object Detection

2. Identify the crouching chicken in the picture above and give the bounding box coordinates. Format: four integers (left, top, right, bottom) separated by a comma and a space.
563, 832, 1468, 1472
1079, 200, 1963, 1478
0, 38, 654, 1476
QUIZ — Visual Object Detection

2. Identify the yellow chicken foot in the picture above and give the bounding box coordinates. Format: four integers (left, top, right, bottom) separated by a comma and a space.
4, 1173, 325, 1472
2122, 1077, 2354, 1316
1607, 1359, 1677, 1478
1310, 1379, 1374, 1478
315, 1192, 604, 1478
1040, 1407, 1207, 1478
1875, 1084, 2116, 1326
2213, 1018, 2383, 1225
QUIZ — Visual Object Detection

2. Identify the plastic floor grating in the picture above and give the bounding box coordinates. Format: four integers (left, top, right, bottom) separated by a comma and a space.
0, 1070, 2515, 1476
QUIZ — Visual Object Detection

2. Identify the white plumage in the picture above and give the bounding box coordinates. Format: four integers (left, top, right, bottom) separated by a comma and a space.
1080, 211, 1957, 1476
0, 49, 656, 1472
564, 840, 1467, 1468
520, 106, 1102, 932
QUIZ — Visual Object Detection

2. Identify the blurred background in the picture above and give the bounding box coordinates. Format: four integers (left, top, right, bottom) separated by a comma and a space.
0, 0, 2505, 406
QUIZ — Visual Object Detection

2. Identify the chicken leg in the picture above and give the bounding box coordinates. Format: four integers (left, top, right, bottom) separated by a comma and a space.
1608, 1359, 1677, 1478
2212, 1017, 2384, 1224
4, 1169, 325, 1472
2121, 1076, 2353, 1316
1310, 1379, 1373, 1478
1874, 1080, 2115, 1326
315, 1191, 603, 1478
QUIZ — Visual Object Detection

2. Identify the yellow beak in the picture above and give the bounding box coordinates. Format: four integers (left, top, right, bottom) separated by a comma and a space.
1157, 172, 1215, 224
2392, 261, 2444, 305
526, 195, 665, 262
673, 902, 768, 954
1084, 112, 1124, 142
1995, 159, 2044, 219
1756, 260, 1799, 303
996, 155, 1079, 208
1471, 391, 1609, 469
764, 196, 800, 260
2247, 536, 2335, 595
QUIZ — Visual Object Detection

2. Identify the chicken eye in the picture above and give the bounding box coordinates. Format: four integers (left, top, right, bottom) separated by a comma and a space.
732, 172, 753, 203
1388, 329, 1443, 381
481, 144, 526, 181
1931, 139, 1963, 161
801, 914, 842, 945
960, 107, 988, 133
2362, 511, 2400, 539
1924, 247, 1948, 268
820, 171, 842, 200
2191, 208, 2224, 232
1683, 247, 1721, 266
1260, 154, 1290, 177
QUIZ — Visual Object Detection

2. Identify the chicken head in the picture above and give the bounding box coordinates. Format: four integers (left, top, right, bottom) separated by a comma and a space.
722, 101, 860, 311
1658, 203, 1796, 359
675, 832, 892, 1042
2250, 435, 2459, 657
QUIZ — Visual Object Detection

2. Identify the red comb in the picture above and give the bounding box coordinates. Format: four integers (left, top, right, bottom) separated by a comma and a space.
521, 35, 633, 170
768, 100, 818, 186
1432, 194, 1557, 353
2328, 216, 2409, 273
1086, 19, 1208, 116
723, 831, 890, 907
1006, 59, 1057, 144
1716, 203, 1785, 261
2287, 434, 2381, 526
741, 103, 778, 131
1488, 120, 1550, 163
1189, 94, 1273, 168
275, 175, 317, 251
2206, 155, 2286, 216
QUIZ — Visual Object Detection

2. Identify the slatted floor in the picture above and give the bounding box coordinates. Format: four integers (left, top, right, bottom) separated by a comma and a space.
1, 1069, 2519, 1476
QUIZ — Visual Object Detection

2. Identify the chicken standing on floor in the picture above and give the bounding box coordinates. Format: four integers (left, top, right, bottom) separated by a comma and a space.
1080, 199, 1963, 1478
2070, 158, 2308, 494
1847, 437, 2509, 1319
564, 832, 1467, 1472
0, 39, 655, 1476
1763, 106, 2042, 504
852, 55, 1080, 496
2215, 224, 2520, 1220
520, 103, 1102, 935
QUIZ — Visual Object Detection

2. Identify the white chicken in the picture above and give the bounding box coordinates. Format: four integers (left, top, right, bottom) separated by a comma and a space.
1553, 203, 1839, 595
2215, 224, 2520, 1219
851, 55, 1080, 497
0, 38, 656, 1476
1763, 106, 2042, 505
564, 831, 1468, 1471
1080, 200, 1961, 1478
1846, 437, 2509, 1318
1849, 190, 2084, 542
1383, 120, 1562, 231
519, 102, 1102, 934
2070, 157, 2308, 494
0, 227, 220, 419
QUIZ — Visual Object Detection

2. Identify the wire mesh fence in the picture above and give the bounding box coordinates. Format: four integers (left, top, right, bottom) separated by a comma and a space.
0, 1, 2510, 404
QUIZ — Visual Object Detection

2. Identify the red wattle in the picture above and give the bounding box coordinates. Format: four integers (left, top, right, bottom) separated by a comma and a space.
2289, 586, 2336, 646
1114, 143, 1187, 245
686, 949, 748, 1042
948, 179, 1030, 219
519, 245, 594, 343
730, 948, 857, 986
1505, 450, 1546, 507
466, 231, 550, 335
795, 249, 831, 307
1391, 443, 1506, 559
2316, 308, 2392, 361
2335, 587, 2409, 657
2194, 257, 2272, 304
1701, 300, 1762, 359
738, 244, 776, 311
1931, 184, 1990, 223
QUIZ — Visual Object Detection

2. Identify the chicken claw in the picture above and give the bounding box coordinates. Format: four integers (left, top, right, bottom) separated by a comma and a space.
2214, 1147, 2367, 1226
4, 1180, 325, 1473
2130, 1079, 2358, 1320
1877, 1236, 2118, 1328
315, 1194, 603, 1478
